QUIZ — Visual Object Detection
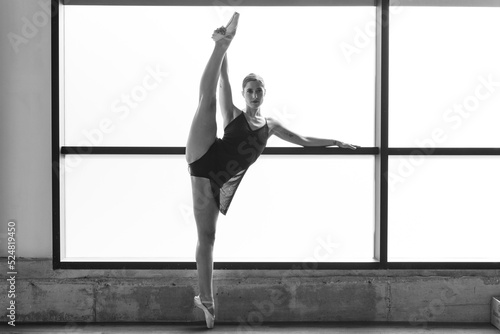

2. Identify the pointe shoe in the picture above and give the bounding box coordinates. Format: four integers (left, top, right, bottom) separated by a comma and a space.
212, 12, 240, 41
194, 295, 215, 329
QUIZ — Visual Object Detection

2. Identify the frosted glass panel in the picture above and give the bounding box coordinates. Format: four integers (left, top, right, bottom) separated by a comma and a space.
63, 155, 375, 262
64, 6, 374, 147
388, 156, 500, 262
389, 7, 500, 147
215, 155, 376, 262
63, 156, 196, 261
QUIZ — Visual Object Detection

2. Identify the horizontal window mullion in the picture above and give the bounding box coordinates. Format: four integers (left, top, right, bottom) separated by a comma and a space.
61, 146, 380, 155
57, 261, 500, 270
61, 146, 185, 155
58, 261, 383, 270
63, 0, 500, 7
388, 148, 500, 155
387, 262, 500, 270
265, 147, 379, 155
63, 0, 374, 6
396, 0, 500, 7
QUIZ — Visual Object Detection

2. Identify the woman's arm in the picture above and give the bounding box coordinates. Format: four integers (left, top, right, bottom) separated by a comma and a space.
219, 55, 238, 127
267, 117, 358, 149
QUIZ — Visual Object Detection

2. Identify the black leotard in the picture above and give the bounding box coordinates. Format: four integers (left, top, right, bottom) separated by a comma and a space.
188, 112, 268, 215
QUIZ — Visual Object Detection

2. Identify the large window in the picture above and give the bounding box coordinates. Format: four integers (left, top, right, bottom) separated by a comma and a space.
52, 0, 500, 269
388, 3, 500, 263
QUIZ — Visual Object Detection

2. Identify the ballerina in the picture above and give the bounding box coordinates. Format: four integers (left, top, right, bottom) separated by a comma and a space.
186, 12, 357, 328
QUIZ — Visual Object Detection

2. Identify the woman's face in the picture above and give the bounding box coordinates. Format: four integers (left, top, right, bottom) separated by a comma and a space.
242, 80, 266, 109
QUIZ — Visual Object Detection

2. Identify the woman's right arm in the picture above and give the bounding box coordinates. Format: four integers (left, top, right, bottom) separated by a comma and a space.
219, 55, 238, 127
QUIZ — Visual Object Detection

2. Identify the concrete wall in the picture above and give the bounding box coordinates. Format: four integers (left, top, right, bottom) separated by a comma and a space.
0, 0, 499, 325
1, 259, 500, 325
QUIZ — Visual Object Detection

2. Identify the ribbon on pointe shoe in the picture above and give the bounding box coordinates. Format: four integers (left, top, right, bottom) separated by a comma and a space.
212, 12, 239, 41
194, 295, 215, 329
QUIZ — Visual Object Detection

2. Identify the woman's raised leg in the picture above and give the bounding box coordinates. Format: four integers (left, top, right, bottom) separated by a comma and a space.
185, 43, 229, 164
186, 13, 239, 164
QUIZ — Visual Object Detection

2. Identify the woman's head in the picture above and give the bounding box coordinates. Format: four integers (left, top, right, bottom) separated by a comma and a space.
242, 73, 265, 90
242, 73, 266, 110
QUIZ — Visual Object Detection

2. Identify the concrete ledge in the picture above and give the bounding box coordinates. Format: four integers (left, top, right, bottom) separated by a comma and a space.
1, 258, 499, 323
1, 280, 94, 323
390, 278, 500, 323
96, 282, 196, 322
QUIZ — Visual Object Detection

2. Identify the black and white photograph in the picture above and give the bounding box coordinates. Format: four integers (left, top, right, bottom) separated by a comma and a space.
1, 0, 500, 333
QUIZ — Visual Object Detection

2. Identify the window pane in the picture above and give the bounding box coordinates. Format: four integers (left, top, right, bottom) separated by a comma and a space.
388, 156, 500, 262
63, 155, 196, 261
215, 155, 376, 262
389, 7, 500, 147
63, 6, 375, 147
63, 155, 375, 262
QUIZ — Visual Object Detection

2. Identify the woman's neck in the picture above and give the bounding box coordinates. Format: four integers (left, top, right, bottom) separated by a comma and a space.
244, 106, 261, 118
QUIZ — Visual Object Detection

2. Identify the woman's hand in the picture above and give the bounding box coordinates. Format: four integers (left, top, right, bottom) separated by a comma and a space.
334, 140, 359, 150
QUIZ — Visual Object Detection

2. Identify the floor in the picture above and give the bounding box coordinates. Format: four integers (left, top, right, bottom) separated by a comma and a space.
0, 322, 498, 334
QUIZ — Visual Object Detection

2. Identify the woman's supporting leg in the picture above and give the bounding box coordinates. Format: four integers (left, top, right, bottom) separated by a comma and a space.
191, 176, 220, 312
186, 42, 230, 165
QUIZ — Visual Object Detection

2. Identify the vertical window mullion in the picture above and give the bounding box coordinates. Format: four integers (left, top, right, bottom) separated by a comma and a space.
375, 0, 390, 267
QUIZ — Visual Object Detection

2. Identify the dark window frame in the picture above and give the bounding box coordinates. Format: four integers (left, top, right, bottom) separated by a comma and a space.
52, 0, 500, 270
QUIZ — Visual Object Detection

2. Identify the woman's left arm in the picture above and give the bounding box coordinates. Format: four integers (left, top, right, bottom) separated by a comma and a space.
267, 117, 358, 149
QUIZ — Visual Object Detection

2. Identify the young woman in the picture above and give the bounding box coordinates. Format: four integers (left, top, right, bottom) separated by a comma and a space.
186, 12, 357, 328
